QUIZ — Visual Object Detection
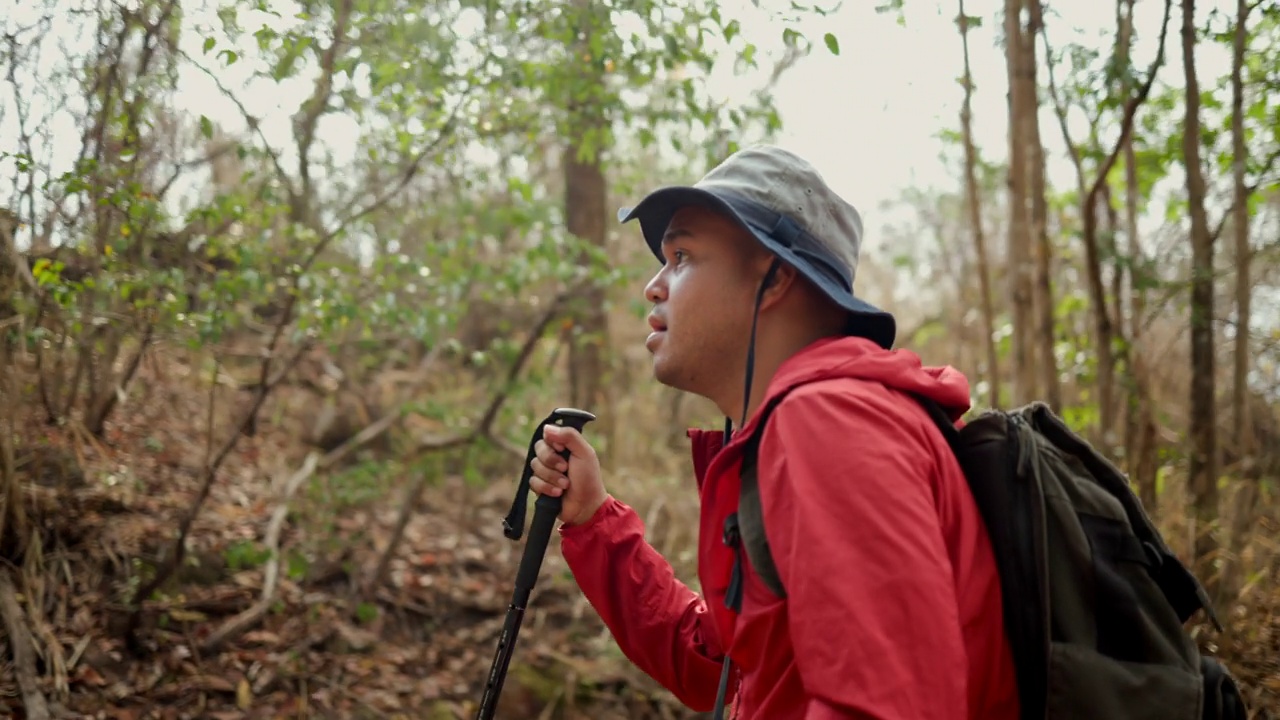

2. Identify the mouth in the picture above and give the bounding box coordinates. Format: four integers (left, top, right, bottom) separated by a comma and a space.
647, 315, 667, 333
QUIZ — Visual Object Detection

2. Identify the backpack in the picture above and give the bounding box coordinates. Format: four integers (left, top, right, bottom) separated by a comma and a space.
714, 390, 1249, 720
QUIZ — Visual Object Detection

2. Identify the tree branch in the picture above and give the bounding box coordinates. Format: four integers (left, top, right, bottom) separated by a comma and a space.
1084, 0, 1174, 209
0, 571, 50, 720
180, 52, 296, 199
293, 0, 355, 225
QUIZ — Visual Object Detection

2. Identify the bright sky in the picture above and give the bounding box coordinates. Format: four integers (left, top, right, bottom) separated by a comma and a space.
755, 0, 1235, 233
3, 0, 1241, 239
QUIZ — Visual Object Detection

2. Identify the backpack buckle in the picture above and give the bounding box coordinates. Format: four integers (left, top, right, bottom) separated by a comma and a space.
723, 514, 740, 548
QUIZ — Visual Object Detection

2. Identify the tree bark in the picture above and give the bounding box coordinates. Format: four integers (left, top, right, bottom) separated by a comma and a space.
1229, 0, 1253, 484
1023, 0, 1061, 411
958, 0, 1001, 409
0, 211, 24, 559
1004, 0, 1037, 405
1180, 0, 1220, 590
1222, 0, 1255, 604
1124, 106, 1159, 512
563, 0, 613, 455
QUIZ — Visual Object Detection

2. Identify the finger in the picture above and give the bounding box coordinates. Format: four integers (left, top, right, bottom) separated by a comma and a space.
543, 425, 594, 460
533, 439, 568, 473
530, 474, 565, 497
530, 457, 569, 488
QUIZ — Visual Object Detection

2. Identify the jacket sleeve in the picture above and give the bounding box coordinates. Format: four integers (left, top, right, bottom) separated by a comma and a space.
755, 387, 969, 720
559, 496, 728, 711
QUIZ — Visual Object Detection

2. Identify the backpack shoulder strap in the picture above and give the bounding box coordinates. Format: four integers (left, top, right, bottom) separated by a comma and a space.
737, 391, 791, 599
736, 388, 953, 601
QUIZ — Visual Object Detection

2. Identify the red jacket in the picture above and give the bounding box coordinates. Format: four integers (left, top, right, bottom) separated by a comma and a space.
559, 336, 1021, 719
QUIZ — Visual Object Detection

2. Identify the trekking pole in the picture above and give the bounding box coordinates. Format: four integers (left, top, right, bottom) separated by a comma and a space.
475, 407, 597, 720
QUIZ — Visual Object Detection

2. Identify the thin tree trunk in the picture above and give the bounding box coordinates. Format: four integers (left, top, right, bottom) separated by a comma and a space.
1024, 0, 1061, 411
1229, 0, 1253, 484
1180, 0, 1220, 591
1222, 0, 1255, 604
563, 0, 613, 457
959, 0, 1001, 409
0, 212, 24, 559
1004, 0, 1037, 405
1125, 119, 1158, 512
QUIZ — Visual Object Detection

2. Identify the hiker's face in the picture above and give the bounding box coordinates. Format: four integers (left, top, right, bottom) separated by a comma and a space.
642, 205, 766, 394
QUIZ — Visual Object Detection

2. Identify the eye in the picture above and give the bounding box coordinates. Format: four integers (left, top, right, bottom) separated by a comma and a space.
670, 249, 687, 265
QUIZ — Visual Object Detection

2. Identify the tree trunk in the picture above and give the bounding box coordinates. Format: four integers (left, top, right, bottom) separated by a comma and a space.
0, 211, 24, 560
563, 0, 613, 456
1081, 186, 1117, 444
1124, 122, 1159, 512
1222, 0, 1254, 603
1004, 0, 1037, 405
958, 1, 1001, 409
1229, 0, 1253, 486
563, 147, 608, 409
1023, 0, 1061, 411
1180, 0, 1220, 590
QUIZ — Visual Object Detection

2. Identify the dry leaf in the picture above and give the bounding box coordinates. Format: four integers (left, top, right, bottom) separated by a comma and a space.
236, 677, 253, 710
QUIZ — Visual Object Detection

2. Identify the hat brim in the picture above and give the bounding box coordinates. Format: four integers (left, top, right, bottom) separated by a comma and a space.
618, 186, 897, 349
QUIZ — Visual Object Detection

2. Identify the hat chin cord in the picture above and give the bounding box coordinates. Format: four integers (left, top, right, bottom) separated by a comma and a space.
723, 258, 782, 446
713, 256, 782, 717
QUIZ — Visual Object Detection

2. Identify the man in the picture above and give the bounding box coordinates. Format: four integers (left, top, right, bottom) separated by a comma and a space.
527, 145, 1020, 719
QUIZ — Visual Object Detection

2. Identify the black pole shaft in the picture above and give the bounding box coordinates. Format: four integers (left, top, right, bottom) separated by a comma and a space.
475, 494, 561, 719
475, 408, 594, 720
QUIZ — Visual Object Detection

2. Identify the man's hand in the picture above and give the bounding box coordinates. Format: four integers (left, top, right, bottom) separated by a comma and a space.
529, 424, 608, 526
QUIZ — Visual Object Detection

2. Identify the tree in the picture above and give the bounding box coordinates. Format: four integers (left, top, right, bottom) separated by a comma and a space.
1003, 0, 1038, 405
957, 0, 1000, 409
1180, 0, 1220, 585
1022, 0, 1062, 411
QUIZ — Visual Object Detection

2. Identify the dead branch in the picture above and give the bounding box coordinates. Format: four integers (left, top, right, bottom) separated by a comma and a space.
192, 327, 453, 648
123, 339, 309, 644
0, 570, 51, 720
123, 259, 313, 648
199, 451, 318, 653
198, 401, 405, 653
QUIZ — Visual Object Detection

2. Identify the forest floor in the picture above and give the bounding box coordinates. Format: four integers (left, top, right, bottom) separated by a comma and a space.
1, 348, 1279, 720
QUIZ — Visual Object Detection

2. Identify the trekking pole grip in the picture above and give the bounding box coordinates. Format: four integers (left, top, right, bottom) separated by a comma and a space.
514, 409, 595, 594
476, 407, 596, 720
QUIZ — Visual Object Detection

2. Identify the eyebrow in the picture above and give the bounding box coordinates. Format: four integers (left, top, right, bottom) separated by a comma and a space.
661, 228, 693, 246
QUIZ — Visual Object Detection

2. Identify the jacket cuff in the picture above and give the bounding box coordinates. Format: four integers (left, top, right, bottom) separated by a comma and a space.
559, 494, 623, 538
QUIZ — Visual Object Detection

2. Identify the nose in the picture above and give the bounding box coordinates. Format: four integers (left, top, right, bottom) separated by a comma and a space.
643, 268, 667, 304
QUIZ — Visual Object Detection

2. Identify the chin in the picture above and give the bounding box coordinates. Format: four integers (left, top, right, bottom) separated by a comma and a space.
650, 356, 679, 388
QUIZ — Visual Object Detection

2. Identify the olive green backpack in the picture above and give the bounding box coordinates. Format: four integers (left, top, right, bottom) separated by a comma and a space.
714, 394, 1249, 720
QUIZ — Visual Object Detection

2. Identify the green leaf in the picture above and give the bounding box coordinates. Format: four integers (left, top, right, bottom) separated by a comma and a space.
202, 36, 215, 54
823, 32, 839, 55
199, 115, 214, 139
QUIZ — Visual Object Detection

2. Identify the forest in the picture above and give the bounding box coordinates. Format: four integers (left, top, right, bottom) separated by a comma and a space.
0, 0, 1277, 717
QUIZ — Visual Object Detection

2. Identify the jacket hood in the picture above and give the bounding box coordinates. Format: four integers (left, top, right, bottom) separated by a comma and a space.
771, 336, 970, 414
687, 335, 973, 474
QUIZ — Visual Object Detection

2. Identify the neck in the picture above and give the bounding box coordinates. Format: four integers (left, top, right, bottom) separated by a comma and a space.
713, 326, 834, 431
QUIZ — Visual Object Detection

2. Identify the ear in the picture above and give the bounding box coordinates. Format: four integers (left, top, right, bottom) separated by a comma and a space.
754, 259, 801, 313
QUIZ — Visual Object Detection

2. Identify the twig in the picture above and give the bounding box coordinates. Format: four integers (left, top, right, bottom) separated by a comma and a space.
200, 402, 405, 653
0, 571, 51, 720
123, 340, 311, 650
199, 451, 319, 653
1083, 0, 1173, 214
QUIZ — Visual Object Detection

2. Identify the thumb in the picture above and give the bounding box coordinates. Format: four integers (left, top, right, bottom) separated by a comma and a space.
543, 424, 590, 457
